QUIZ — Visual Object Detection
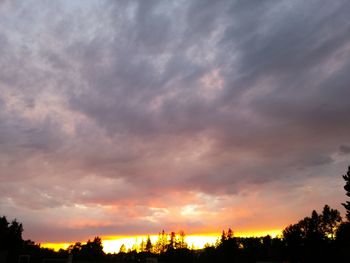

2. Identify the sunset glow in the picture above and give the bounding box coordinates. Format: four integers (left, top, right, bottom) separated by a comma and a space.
41, 229, 282, 253
1, 0, 350, 254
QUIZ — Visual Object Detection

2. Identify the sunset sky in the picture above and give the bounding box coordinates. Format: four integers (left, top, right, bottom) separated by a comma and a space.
1, 0, 350, 251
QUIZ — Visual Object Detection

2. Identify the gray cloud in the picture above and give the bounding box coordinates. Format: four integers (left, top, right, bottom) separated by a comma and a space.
0, 0, 349, 242
339, 145, 350, 154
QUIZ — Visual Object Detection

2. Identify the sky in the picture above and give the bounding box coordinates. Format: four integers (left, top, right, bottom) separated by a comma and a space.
1, 0, 350, 247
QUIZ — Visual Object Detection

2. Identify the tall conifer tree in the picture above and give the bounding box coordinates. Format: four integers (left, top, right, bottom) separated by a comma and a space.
342, 166, 350, 221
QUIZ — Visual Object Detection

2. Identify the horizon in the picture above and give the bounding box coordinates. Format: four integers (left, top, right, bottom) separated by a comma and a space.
1, 0, 350, 251
40, 229, 283, 253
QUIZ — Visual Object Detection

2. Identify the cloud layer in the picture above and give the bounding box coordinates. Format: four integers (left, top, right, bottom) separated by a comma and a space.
1, 0, 350, 242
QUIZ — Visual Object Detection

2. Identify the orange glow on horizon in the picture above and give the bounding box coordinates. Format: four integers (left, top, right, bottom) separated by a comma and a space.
40, 229, 282, 254
40, 243, 71, 251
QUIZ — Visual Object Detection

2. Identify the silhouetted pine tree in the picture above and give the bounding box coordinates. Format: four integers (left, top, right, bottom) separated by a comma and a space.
342, 166, 350, 221
145, 235, 153, 252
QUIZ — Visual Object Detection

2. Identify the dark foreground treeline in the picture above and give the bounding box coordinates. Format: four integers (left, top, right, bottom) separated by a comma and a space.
1, 166, 350, 263
1, 213, 350, 263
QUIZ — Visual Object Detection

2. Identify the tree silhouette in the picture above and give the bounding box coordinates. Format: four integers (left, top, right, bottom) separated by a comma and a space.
67, 237, 104, 260
139, 238, 146, 252
67, 241, 83, 255
119, 244, 126, 253
216, 228, 238, 262
84, 237, 104, 258
177, 230, 187, 249
168, 231, 176, 250
145, 236, 153, 252
342, 166, 350, 221
220, 230, 227, 244
282, 205, 343, 262
0, 216, 23, 262
154, 230, 168, 253
335, 166, 350, 260
320, 204, 342, 239
227, 228, 233, 239
0, 216, 23, 249
0, 216, 24, 262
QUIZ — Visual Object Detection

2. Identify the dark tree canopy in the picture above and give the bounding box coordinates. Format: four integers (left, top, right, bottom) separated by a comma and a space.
67, 236, 104, 259
342, 166, 350, 221
283, 205, 341, 242
0, 216, 23, 251
145, 235, 153, 252
320, 204, 342, 239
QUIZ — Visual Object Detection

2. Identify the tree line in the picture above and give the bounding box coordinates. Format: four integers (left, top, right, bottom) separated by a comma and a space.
1, 166, 350, 262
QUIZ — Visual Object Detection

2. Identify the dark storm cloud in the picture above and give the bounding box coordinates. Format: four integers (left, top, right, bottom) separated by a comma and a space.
0, 0, 350, 242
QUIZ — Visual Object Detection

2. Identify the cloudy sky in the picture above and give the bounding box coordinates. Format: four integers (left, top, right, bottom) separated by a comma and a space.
1, 0, 350, 243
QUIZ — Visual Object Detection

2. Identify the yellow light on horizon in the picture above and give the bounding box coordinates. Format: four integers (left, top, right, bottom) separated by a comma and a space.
40, 243, 71, 251
103, 234, 219, 253
41, 229, 282, 254
235, 229, 281, 238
